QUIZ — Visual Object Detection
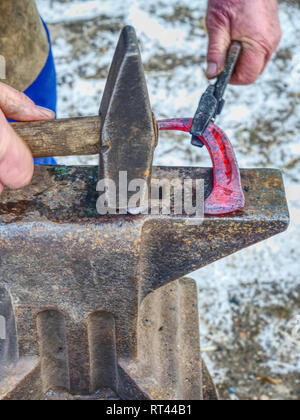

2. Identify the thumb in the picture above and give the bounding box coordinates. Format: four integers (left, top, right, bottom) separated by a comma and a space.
206, 16, 231, 79
0, 109, 34, 190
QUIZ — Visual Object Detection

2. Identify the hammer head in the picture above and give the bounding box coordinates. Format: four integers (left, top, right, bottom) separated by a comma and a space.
98, 26, 157, 214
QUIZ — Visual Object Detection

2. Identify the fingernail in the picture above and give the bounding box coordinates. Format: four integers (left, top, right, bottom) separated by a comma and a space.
36, 106, 55, 119
206, 62, 218, 78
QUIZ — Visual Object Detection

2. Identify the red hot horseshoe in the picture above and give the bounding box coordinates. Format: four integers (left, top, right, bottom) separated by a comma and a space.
157, 118, 245, 215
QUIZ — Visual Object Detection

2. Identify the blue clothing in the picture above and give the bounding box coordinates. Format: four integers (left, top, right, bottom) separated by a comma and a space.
25, 20, 57, 165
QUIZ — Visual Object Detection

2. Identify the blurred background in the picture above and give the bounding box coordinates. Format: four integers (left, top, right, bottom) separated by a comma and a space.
36, 0, 300, 400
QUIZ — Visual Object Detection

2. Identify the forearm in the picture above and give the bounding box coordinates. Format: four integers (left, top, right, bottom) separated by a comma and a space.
0, 0, 49, 91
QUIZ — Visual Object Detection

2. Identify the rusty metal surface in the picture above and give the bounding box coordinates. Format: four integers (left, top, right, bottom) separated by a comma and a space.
99, 26, 157, 212
0, 165, 289, 399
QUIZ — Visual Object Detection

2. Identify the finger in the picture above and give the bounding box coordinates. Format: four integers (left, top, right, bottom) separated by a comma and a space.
206, 10, 231, 78
230, 44, 267, 85
0, 81, 55, 121
0, 109, 34, 189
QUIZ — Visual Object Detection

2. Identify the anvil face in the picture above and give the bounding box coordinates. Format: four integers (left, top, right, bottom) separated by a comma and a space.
0, 165, 288, 398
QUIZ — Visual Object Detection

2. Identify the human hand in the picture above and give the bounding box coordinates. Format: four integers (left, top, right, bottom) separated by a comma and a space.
0, 82, 55, 192
205, 0, 282, 84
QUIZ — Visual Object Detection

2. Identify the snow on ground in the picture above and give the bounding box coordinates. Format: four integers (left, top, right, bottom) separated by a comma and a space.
36, 0, 300, 399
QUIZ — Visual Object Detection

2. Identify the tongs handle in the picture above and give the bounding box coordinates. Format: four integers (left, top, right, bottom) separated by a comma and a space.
214, 41, 242, 105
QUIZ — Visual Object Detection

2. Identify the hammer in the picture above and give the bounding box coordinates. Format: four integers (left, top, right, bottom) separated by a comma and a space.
10, 26, 245, 216
10, 26, 158, 214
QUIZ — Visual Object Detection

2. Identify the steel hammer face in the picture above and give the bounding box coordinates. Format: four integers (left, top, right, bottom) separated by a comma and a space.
98, 26, 157, 214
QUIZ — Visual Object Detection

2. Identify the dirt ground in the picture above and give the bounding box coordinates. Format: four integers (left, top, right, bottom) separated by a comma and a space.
36, 0, 300, 400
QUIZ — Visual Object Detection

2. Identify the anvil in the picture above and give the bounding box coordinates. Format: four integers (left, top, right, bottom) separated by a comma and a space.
0, 26, 289, 400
